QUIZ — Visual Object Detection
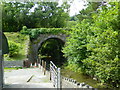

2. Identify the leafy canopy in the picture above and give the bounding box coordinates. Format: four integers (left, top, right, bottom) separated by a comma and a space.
62, 2, 120, 88
2, 2, 70, 32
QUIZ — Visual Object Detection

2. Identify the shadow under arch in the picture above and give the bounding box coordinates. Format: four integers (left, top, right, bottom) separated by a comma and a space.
38, 37, 66, 67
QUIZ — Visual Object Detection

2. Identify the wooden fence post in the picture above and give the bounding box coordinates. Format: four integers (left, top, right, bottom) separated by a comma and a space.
39, 59, 41, 69
44, 61, 46, 75
42, 60, 44, 72
43, 61, 45, 72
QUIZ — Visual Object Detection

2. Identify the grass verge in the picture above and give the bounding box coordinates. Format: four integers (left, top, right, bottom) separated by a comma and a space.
4, 32, 29, 61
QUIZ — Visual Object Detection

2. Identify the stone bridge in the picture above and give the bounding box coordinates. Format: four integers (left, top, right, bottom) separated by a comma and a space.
27, 33, 67, 63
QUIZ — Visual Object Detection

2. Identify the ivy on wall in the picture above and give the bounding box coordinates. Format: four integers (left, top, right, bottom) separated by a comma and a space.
21, 26, 71, 39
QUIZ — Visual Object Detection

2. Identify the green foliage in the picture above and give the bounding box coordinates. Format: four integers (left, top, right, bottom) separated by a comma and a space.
2, 2, 35, 32
21, 27, 71, 39
4, 67, 22, 70
34, 2, 70, 28
62, 2, 120, 88
8, 41, 21, 57
66, 21, 78, 28
2, 2, 70, 32
4, 32, 29, 61
83, 3, 120, 87
38, 39, 65, 66
70, 15, 78, 21
76, 2, 102, 22
62, 20, 91, 71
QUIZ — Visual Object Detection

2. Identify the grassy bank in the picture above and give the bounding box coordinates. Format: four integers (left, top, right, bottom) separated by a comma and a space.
61, 65, 116, 89
4, 32, 29, 61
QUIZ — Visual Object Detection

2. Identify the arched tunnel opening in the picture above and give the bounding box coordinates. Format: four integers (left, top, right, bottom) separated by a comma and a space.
38, 38, 66, 68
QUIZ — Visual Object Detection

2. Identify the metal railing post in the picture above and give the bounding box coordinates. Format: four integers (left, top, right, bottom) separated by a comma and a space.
57, 68, 61, 89
50, 61, 62, 89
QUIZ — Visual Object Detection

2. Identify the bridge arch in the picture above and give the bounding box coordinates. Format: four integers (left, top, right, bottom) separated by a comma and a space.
38, 37, 65, 65
37, 34, 66, 50
28, 34, 66, 63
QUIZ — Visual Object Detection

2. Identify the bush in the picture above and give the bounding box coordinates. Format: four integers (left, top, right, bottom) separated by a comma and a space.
8, 41, 21, 57
62, 3, 120, 88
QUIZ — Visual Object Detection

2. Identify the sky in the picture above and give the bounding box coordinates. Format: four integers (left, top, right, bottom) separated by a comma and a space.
31, 0, 88, 16
68, 0, 87, 16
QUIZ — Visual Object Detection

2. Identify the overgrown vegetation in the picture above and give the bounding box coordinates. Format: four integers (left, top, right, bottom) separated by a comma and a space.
4, 32, 28, 61
2, 2, 69, 32
21, 26, 71, 39
2, 1, 120, 89
61, 68, 109, 88
62, 2, 120, 88
8, 41, 21, 57
38, 38, 65, 66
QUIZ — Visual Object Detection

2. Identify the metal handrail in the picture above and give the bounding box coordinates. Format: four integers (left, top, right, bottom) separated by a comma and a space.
50, 61, 57, 69
50, 61, 61, 89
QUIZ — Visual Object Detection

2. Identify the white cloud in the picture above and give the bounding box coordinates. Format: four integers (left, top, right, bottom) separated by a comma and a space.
69, 0, 87, 16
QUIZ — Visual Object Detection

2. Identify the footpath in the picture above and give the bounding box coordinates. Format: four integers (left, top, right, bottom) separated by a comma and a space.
3, 68, 54, 88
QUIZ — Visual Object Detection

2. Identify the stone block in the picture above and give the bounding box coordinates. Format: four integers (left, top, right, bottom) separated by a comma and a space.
4, 60, 23, 67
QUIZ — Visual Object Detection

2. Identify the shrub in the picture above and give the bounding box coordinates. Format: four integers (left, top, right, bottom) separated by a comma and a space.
62, 2, 120, 88
8, 41, 21, 57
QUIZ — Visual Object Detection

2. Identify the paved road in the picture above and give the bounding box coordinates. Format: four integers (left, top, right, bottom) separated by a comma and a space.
3, 68, 54, 88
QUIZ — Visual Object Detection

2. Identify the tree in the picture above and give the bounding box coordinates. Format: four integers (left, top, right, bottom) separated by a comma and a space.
2, 2, 70, 32
76, 2, 102, 22
62, 2, 120, 88
2, 2, 35, 32
83, 2, 120, 87
70, 15, 78, 21
32, 2, 70, 28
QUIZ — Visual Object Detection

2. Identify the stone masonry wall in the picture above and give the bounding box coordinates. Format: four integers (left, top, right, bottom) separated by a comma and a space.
4, 60, 23, 67
62, 76, 95, 89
